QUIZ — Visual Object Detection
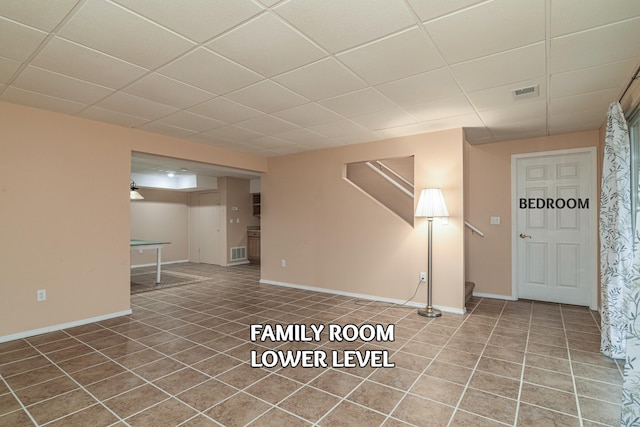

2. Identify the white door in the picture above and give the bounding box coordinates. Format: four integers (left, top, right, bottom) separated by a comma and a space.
513, 149, 596, 307
192, 192, 225, 265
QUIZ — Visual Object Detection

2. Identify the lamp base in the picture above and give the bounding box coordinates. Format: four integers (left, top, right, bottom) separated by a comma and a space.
418, 306, 442, 318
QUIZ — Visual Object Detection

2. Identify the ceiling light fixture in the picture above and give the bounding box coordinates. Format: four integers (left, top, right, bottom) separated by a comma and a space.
130, 180, 144, 200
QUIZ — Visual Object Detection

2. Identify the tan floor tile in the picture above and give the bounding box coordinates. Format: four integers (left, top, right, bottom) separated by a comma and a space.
409, 374, 464, 406
0, 393, 21, 416
520, 383, 578, 415
279, 386, 340, 422
56, 352, 110, 373
469, 370, 520, 399
0, 340, 30, 354
575, 377, 623, 404
517, 403, 580, 426
347, 380, 404, 414
309, 369, 363, 397
126, 398, 197, 427
69, 361, 126, 386
192, 353, 241, 377
525, 352, 572, 374
435, 347, 480, 369
116, 348, 164, 369
14, 375, 79, 406
0, 409, 34, 426
579, 396, 622, 426
320, 400, 387, 426
523, 365, 574, 392
153, 367, 210, 395
172, 345, 217, 365
215, 363, 270, 389
449, 409, 507, 426
179, 415, 220, 426
370, 366, 420, 391
392, 394, 454, 426
245, 373, 301, 404
458, 388, 517, 425
28, 389, 97, 425
482, 345, 525, 364
133, 357, 186, 381
0, 355, 52, 377
205, 392, 271, 427
248, 407, 311, 426
3, 364, 65, 390
103, 384, 170, 419
176, 379, 237, 412
572, 361, 623, 385
45, 403, 119, 427
86, 371, 147, 401
425, 360, 473, 385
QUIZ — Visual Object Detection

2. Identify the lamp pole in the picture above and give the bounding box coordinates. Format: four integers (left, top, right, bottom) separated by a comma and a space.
418, 216, 442, 318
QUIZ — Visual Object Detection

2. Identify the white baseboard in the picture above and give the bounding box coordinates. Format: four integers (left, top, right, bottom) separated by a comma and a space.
260, 279, 466, 315
131, 260, 189, 269
472, 292, 517, 301
227, 260, 250, 267
0, 309, 133, 344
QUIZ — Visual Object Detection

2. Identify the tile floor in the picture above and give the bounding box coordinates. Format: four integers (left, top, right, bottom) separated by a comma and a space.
0, 263, 624, 426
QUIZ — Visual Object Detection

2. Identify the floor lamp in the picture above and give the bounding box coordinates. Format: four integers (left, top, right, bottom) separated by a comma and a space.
415, 188, 448, 318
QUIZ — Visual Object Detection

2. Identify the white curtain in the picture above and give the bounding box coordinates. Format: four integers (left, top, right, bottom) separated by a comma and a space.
600, 101, 633, 360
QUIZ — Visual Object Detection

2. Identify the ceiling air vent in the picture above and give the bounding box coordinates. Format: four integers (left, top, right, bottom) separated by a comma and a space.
512, 84, 539, 100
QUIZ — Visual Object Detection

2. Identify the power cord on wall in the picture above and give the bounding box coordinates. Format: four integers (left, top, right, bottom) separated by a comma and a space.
353, 278, 423, 308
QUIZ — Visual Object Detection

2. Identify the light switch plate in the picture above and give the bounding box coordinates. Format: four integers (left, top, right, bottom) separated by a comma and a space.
490, 216, 501, 225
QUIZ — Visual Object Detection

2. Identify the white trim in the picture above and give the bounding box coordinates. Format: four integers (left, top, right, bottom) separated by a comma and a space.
260, 279, 466, 315
511, 147, 598, 309
472, 292, 517, 301
0, 309, 132, 344
227, 260, 251, 267
131, 259, 189, 269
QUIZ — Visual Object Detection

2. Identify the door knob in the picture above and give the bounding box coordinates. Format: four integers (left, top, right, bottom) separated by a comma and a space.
519, 233, 532, 239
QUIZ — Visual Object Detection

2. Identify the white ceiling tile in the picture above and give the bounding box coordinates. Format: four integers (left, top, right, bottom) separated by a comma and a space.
274, 58, 368, 101
425, 0, 545, 64
244, 136, 295, 149
374, 123, 427, 139
95, 92, 178, 120
405, 0, 484, 22
258, 0, 282, 7
0, 55, 20, 83
12, 65, 112, 104
551, 0, 640, 37
158, 47, 262, 95
309, 119, 371, 138
235, 115, 299, 135
349, 106, 418, 130
204, 124, 262, 142
333, 131, 382, 145
31, 37, 148, 89
0, 17, 48, 61
550, 89, 618, 116
207, 13, 325, 77
158, 111, 226, 133
0, 86, 85, 115
58, 0, 194, 69
113, 0, 263, 43
376, 68, 461, 105
0, 0, 79, 31
188, 96, 263, 123
79, 106, 148, 127
319, 88, 398, 117
137, 121, 196, 138
550, 59, 636, 99
275, 0, 415, 53
467, 78, 546, 111
123, 73, 214, 109
404, 94, 475, 122
451, 42, 545, 92
549, 17, 640, 74
226, 80, 308, 113
273, 127, 326, 144
337, 27, 444, 85
422, 112, 485, 133
273, 103, 343, 127
479, 101, 547, 131
549, 108, 607, 134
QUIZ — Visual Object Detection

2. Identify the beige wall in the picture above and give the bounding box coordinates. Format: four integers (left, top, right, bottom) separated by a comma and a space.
130, 189, 190, 265
261, 129, 466, 312
0, 102, 131, 338
0, 101, 268, 340
464, 130, 600, 298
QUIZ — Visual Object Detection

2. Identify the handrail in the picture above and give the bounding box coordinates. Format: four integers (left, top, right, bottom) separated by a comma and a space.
365, 162, 414, 198
465, 221, 485, 237
376, 161, 414, 189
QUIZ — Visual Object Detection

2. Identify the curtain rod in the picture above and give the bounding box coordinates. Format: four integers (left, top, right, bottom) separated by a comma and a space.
619, 64, 640, 102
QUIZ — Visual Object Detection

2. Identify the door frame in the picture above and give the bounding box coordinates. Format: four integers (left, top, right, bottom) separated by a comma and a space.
511, 147, 598, 310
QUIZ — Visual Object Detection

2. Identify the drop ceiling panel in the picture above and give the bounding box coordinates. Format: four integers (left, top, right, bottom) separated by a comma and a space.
226, 80, 308, 113
274, 0, 415, 53
12, 65, 112, 104
58, 0, 195, 69
0, 0, 79, 31
158, 47, 262, 96
424, 0, 545, 64
188, 96, 262, 124
376, 68, 461, 105
207, 13, 325, 77
235, 115, 299, 135
0, 56, 20, 83
204, 124, 262, 142
549, 17, 640, 74
550, 60, 636, 99
123, 72, 214, 109
451, 43, 545, 93
550, 89, 619, 116
137, 121, 196, 139
112, 0, 263, 43
273, 58, 368, 101
95, 92, 178, 121
550, 0, 640, 37
157, 111, 226, 133
31, 37, 148, 89
319, 88, 398, 118
406, 0, 484, 22
549, 108, 607, 134
404, 94, 476, 122
349, 106, 418, 130
273, 103, 343, 127
467, 78, 546, 112
1, 86, 85, 115
80, 106, 148, 128
0, 17, 48, 61
337, 27, 444, 85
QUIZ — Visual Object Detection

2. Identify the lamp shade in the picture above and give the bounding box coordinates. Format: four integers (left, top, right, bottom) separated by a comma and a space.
415, 188, 448, 218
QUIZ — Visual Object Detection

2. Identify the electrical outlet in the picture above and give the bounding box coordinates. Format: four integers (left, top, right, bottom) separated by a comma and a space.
420, 272, 427, 282
281, 259, 286, 268
37, 289, 46, 301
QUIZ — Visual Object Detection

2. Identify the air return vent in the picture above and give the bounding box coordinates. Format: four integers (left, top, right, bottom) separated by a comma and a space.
512, 84, 539, 100
230, 246, 246, 261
